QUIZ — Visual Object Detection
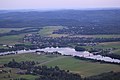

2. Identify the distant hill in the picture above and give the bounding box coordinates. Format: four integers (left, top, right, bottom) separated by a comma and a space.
0, 9, 120, 34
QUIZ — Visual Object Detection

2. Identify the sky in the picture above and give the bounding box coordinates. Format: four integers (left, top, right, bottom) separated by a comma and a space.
0, 0, 120, 10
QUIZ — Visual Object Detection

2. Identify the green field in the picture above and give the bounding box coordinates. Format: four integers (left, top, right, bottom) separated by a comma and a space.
0, 45, 8, 49
0, 53, 65, 80
93, 35, 120, 38
0, 28, 26, 33
113, 49, 120, 55
38, 26, 120, 38
0, 27, 31, 45
38, 26, 64, 36
0, 34, 24, 45
0, 53, 120, 78
0, 53, 64, 64
43, 56, 120, 77
0, 26, 64, 45
78, 42, 120, 51
71, 34, 120, 38
0, 67, 38, 80
98, 42, 120, 49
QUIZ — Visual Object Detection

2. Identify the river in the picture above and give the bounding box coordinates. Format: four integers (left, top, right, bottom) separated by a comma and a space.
0, 47, 120, 63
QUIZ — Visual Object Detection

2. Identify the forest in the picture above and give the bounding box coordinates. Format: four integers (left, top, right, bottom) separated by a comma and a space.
0, 9, 120, 34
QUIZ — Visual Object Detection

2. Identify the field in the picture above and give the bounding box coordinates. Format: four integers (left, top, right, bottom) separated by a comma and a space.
99, 42, 120, 48
0, 26, 63, 45
0, 34, 25, 45
0, 53, 65, 80
38, 26, 64, 36
0, 53, 120, 79
0, 46, 8, 49
77, 42, 120, 51
0, 26, 120, 45
38, 26, 120, 38
0, 28, 26, 33
113, 49, 120, 55
0, 26, 120, 79
0, 27, 30, 45
42, 56, 120, 77
72, 35, 120, 38
0, 53, 64, 64
0, 67, 38, 80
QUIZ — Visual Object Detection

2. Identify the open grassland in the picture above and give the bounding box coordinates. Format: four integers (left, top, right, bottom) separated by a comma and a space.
0, 28, 27, 33
37, 26, 120, 38
0, 26, 64, 45
49, 34, 120, 39
99, 42, 120, 49
79, 42, 120, 51
49, 34, 68, 37
0, 34, 24, 45
38, 26, 120, 38
0, 45, 8, 49
113, 49, 120, 55
0, 67, 38, 80
49, 34, 120, 38
0, 27, 30, 45
50, 34, 120, 39
0, 27, 39, 45
93, 35, 120, 38
39, 26, 64, 36
43, 56, 120, 77
0, 53, 63, 64
0, 34, 34, 46
0, 53, 120, 77
100, 41, 120, 45
0, 53, 63, 80
86, 35, 119, 38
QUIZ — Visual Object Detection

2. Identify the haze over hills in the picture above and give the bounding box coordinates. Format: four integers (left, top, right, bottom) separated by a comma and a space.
0, 9, 120, 27
0, 9, 120, 34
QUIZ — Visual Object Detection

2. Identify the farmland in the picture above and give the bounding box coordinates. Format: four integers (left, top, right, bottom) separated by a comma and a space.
0, 53, 120, 78
0, 26, 63, 45
0, 28, 26, 33
0, 26, 120, 45
38, 26, 64, 36
0, 27, 29, 45
0, 10, 120, 80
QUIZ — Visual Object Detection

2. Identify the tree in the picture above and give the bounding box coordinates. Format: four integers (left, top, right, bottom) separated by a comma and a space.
75, 46, 86, 51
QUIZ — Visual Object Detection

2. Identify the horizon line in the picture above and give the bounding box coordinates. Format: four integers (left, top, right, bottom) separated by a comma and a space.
0, 7, 120, 11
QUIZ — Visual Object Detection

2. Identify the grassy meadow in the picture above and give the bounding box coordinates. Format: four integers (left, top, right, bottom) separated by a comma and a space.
38, 26, 64, 36
73, 35, 120, 38
0, 28, 26, 33
0, 67, 38, 80
0, 27, 29, 45
0, 34, 24, 45
42, 56, 120, 77
0, 53, 120, 78
0, 26, 63, 45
